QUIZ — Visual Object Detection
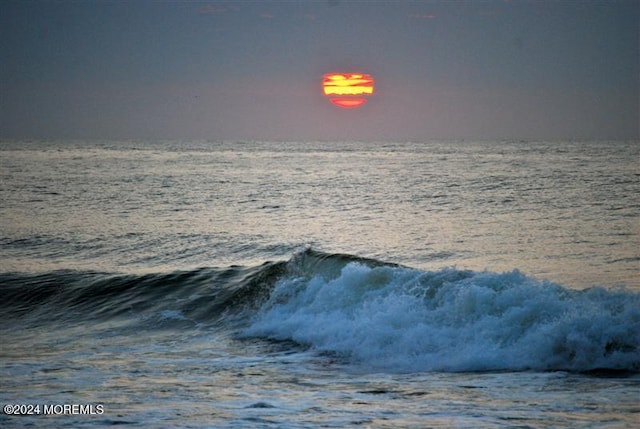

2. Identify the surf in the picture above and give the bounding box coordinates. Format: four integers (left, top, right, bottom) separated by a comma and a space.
244, 250, 640, 373
2, 248, 638, 373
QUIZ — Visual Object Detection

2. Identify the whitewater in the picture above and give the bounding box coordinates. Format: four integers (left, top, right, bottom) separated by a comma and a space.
1, 139, 639, 427
245, 251, 639, 373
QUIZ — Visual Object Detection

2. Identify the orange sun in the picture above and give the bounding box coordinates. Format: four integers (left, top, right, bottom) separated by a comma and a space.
322, 73, 375, 108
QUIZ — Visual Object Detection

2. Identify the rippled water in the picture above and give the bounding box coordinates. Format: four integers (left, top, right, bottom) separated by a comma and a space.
1, 139, 638, 287
1, 139, 638, 427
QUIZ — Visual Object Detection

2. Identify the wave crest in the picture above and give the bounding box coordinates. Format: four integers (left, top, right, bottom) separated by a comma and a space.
3, 248, 638, 373
246, 252, 640, 373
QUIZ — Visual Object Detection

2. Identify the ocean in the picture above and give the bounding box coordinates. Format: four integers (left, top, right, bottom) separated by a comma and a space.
1, 139, 638, 428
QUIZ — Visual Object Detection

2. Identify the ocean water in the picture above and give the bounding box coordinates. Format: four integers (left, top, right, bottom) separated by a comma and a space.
1, 139, 638, 428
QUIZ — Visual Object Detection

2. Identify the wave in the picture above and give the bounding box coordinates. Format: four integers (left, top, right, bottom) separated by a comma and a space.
0, 262, 287, 328
2, 249, 639, 373
245, 250, 640, 373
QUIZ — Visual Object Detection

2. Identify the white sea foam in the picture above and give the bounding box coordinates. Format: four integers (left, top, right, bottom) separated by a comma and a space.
246, 262, 640, 372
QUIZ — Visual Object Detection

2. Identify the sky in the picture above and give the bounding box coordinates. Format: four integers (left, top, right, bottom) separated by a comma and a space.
1, 0, 638, 141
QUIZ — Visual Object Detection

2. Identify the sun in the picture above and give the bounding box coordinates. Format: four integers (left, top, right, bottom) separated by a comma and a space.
322, 73, 375, 108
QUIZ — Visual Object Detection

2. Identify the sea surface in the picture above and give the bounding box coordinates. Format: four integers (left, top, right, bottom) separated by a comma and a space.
1, 139, 639, 428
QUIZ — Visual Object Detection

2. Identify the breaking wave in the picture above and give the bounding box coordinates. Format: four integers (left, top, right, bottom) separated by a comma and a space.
2, 249, 638, 373
246, 251, 640, 373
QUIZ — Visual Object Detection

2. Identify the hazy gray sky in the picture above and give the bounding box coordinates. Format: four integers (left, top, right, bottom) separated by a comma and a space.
1, 0, 638, 141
